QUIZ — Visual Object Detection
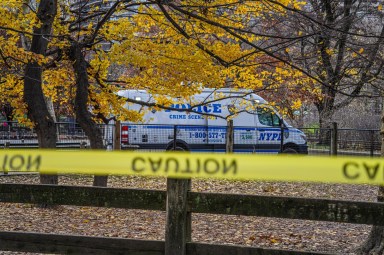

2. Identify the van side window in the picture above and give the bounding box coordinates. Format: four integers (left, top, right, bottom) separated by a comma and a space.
257, 108, 280, 127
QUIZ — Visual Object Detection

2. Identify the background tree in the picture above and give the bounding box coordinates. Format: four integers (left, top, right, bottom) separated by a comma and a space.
281, 1, 384, 132
0, 0, 59, 184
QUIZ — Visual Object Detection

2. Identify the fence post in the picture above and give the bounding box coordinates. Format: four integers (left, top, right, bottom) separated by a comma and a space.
114, 120, 121, 150
370, 130, 374, 157
165, 178, 191, 255
173, 125, 177, 150
331, 122, 338, 156
3, 142, 10, 174
7, 122, 10, 139
226, 120, 234, 153
280, 119, 284, 153
165, 125, 191, 255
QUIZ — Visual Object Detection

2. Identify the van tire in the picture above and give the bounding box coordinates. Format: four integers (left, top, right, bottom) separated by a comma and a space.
167, 146, 186, 151
282, 147, 298, 154
167, 145, 188, 151
166, 140, 189, 151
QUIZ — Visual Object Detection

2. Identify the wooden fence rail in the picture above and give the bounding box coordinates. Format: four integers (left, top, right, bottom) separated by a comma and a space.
0, 231, 329, 255
1, 184, 383, 225
0, 182, 382, 254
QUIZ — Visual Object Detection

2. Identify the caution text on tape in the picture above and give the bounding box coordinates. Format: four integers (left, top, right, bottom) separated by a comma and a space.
1, 150, 383, 185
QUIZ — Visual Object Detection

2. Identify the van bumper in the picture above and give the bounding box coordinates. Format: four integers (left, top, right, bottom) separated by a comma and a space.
121, 144, 140, 150
297, 144, 308, 154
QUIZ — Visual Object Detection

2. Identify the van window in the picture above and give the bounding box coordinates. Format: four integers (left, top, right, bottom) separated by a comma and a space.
257, 108, 280, 127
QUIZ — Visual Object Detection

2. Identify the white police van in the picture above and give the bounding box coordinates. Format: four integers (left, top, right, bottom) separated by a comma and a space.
118, 89, 308, 154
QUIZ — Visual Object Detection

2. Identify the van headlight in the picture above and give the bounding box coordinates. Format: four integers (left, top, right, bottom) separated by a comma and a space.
300, 134, 307, 143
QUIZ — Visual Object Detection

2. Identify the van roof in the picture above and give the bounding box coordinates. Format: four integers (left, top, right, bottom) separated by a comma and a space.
201, 88, 267, 104
117, 88, 268, 104
202, 88, 252, 93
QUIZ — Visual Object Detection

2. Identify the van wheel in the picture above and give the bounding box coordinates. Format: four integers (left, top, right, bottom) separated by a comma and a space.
168, 146, 185, 151
282, 148, 298, 154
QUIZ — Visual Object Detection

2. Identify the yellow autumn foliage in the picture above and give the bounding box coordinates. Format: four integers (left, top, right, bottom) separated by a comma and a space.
0, 0, 312, 123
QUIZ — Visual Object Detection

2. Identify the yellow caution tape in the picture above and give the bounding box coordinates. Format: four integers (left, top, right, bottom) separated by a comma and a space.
1, 150, 383, 185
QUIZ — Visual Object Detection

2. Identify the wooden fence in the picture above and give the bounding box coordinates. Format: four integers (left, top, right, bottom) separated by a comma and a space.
0, 179, 383, 255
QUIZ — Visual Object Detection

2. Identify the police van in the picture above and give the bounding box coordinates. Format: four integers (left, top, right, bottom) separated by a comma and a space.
117, 89, 308, 154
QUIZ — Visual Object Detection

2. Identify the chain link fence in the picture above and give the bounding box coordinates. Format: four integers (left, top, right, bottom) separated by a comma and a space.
300, 125, 381, 157
0, 121, 381, 156
0, 121, 114, 149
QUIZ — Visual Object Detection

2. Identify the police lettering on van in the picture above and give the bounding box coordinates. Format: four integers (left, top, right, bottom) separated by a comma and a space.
165, 103, 222, 114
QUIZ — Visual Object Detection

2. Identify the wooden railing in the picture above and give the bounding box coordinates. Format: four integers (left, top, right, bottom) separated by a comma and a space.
0, 180, 382, 255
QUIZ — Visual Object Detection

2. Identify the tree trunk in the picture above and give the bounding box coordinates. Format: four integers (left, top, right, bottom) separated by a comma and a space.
356, 104, 384, 255
23, 0, 58, 185
46, 97, 57, 122
357, 188, 384, 254
69, 42, 108, 187
316, 101, 334, 146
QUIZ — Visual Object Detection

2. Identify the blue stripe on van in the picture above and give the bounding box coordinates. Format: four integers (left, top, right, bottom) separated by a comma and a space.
145, 125, 173, 129
189, 149, 279, 153
125, 124, 302, 133
234, 127, 257, 131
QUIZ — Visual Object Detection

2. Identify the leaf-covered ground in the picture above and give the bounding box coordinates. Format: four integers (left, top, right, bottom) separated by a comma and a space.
0, 174, 377, 254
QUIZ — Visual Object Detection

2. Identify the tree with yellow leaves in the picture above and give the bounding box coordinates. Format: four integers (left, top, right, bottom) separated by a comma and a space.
1, 0, 312, 186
